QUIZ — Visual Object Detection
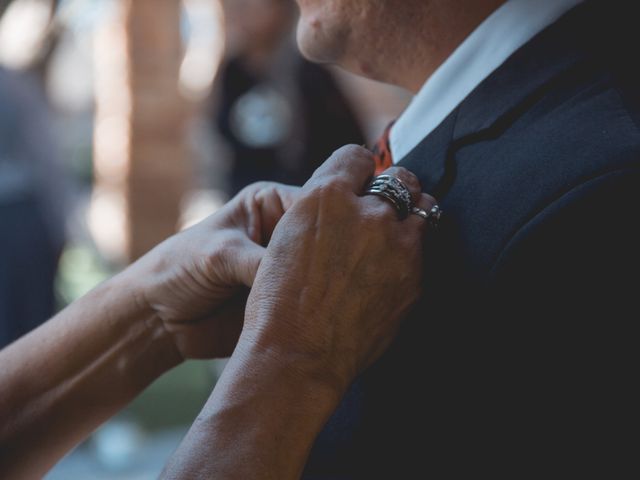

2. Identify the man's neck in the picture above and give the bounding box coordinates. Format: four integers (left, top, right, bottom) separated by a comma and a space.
388, 0, 585, 162
352, 0, 507, 93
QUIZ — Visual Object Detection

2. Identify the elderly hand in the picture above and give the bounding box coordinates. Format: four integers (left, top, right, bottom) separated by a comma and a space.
125, 182, 300, 360
242, 145, 437, 393
161, 146, 437, 480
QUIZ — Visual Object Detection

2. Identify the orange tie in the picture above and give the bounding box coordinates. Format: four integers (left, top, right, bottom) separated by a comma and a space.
372, 123, 394, 175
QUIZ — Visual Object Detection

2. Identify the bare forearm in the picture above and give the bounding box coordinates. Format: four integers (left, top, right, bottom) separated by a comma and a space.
0, 271, 182, 479
162, 341, 342, 480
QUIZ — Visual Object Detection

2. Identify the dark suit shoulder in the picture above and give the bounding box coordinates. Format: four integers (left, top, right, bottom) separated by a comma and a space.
445, 67, 640, 277
493, 70, 640, 260
496, 66, 640, 179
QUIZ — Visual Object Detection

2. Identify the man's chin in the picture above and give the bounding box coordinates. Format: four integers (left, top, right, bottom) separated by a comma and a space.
295, 20, 344, 65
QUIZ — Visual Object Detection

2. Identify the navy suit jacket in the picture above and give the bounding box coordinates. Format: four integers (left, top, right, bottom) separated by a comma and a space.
304, 2, 640, 478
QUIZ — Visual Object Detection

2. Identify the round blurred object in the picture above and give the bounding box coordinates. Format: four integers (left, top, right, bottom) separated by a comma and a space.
91, 418, 144, 472
230, 85, 293, 148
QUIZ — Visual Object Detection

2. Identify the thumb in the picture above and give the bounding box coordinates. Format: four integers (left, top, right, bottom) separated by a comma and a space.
232, 239, 267, 287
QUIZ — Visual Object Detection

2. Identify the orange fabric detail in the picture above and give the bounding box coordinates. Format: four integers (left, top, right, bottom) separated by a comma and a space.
371, 123, 394, 174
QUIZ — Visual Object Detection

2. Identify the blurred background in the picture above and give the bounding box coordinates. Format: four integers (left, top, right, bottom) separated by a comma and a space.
0, 0, 410, 477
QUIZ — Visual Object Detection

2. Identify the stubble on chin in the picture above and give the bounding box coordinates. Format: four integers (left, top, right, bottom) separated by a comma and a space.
295, 8, 350, 65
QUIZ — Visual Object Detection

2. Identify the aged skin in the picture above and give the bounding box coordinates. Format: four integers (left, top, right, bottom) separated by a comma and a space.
0, 146, 435, 480
0, 181, 301, 478
162, 146, 436, 480
295, 0, 505, 92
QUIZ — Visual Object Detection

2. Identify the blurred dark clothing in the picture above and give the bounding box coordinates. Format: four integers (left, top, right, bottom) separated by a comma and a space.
0, 67, 66, 347
215, 45, 365, 195
0, 199, 59, 344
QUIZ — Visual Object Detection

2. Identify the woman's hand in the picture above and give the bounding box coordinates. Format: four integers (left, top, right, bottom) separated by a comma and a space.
126, 182, 301, 359
0, 181, 301, 478
242, 145, 437, 393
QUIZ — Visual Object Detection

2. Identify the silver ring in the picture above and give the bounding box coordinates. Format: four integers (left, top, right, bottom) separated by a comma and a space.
364, 174, 412, 219
428, 205, 442, 228
410, 206, 429, 220
411, 205, 442, 229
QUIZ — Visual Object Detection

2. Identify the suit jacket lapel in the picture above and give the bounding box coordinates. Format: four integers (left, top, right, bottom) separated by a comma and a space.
396, 109, 458, 196
453, 2, 593, 142
397, 1, 595, 198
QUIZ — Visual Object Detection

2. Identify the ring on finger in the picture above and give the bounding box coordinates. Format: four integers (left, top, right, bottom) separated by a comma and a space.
410, 205, 443, 229
364, 174, 413, 219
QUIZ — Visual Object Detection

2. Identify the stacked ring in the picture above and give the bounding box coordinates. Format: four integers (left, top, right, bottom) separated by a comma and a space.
364, 174, 442, 228
364, 174, 413, 219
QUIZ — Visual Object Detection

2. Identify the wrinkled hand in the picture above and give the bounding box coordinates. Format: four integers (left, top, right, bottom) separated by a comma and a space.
128, 182, 300, 359
242, 146, 437, 393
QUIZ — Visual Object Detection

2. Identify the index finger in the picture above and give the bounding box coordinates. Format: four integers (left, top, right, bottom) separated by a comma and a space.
304, 145, 376, 195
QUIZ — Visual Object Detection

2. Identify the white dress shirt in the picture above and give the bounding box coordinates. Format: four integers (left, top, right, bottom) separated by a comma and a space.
390, 0, 584, 163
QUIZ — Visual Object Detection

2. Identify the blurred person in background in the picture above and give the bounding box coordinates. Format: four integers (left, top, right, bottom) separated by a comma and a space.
214, 0, 365, 195
0, 0, 67, 347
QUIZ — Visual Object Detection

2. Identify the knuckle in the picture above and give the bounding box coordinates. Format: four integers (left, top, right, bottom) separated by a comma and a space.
334, 143, 371, 158
235, 181, 272, 206
325, 144, 374, 171
397, 166, 418, 178
362, 197, 397, 221
238, 181, 265, 197
250, 180, 272, 191
308, 176, 351, 198
421, 193, 437, 206
401, 170, 422, 189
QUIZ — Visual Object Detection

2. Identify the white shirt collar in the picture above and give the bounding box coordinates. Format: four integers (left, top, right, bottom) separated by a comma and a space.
390, 0, 584, 163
